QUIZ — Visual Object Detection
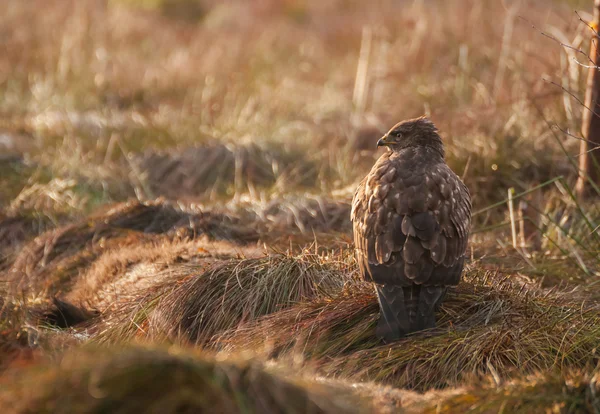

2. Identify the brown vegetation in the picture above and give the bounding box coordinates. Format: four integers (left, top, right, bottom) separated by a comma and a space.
6, 200, 257, 298
92, 251, 350, 345
219, 268, 600, 391
1, 0, 600, 412
0, 346, 369, 413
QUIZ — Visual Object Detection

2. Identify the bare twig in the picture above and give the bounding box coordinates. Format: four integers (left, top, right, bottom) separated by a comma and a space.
519, 16, 596, 66
575, 11, 600, 38
508, 188, 518, 249
543, 79, 600, 119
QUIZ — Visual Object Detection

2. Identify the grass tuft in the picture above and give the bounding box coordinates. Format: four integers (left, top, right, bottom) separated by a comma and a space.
0, 345, 367, 413
135, 143, 319, 200
420, 370, 600, 413
7, 200, 258, 299
220, 268, 600, 391
96, 252, 351, 345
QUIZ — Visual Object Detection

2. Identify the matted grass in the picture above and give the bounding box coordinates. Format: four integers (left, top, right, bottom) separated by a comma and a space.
0, 213, 55, 271
60, 238, 258, 335
0, 346, 368, 414
95, 252, 352, 345
65, 238, 258, 312
218, 268, 600, 391
231, 195, 352, 235
0, 295, 33, 372
135, 143, 319, 200
416, 370, 600, 413
7, 200, 258, 298
1, 0, 599, 411
214, 282, 379, 356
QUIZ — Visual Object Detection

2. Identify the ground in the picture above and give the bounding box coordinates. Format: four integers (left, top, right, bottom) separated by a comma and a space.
1, 0, 600, 412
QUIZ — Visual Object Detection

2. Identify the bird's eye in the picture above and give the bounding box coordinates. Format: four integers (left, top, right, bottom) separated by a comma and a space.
393, 131, 402, 138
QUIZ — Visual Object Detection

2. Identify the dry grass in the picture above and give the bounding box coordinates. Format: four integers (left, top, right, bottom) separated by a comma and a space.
219, 268, 600, 391
0, 346, 368, 414
0, 0, 583, 207
95, 251, 351, 345
65, 238, 259, 312
54, 238, 261, 335
0, 296, 34, 372
134, 143, 319, 200
231, 194, 352, 235
6, 199, 258, 298
215, 282, 379, 356
2, 0, 600, 411
0, 213, 55, 271
416, 370, 600, 413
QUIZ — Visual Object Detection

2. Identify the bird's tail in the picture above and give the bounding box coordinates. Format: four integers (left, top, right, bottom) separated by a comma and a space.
374, 284, 446, 342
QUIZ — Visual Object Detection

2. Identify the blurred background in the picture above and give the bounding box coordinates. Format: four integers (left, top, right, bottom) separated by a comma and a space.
3, 2, 600, 411
0, 0, 590, 207
3, 0, 599, 272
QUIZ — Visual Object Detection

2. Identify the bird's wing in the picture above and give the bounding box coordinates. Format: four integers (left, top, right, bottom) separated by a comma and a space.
352, 160, 471, 286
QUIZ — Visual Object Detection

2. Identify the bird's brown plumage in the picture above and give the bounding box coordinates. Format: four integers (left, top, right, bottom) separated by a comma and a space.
351, 117, 471, 341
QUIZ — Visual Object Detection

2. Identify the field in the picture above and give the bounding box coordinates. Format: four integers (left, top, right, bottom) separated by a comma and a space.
1, 0, 600, 412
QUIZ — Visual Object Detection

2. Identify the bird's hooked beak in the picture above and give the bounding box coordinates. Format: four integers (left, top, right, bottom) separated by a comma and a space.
377, 134, 391, 148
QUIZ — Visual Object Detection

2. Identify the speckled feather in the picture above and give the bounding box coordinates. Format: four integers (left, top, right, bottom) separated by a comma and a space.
351, 118, 471, 339
352, 147, 471, 286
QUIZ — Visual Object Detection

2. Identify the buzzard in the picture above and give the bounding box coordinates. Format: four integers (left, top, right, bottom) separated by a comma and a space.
351, 117, 471, 341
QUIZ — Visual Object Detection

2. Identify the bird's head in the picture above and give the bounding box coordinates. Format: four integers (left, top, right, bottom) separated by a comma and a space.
377, 116, 444, 157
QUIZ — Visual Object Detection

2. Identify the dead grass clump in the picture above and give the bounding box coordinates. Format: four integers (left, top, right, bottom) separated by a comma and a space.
90, 272, 183, 344
325, 277, 600, 391
135, 143, 318, 200
234, 195, 352, 235
140, 252, 350, 345
0, 213, 56, 271
8, 200, 258, 298
418, 370, 600, 414
65, 238, 258, 313
0, 329, 33, 374
219, 270, 600, 391
215, 283, 379, 356
61, 239, 258, 335
0, 296, 34, 372
7, 178, 88, 219
0, 281, 84, 368
0, 346, 366, 414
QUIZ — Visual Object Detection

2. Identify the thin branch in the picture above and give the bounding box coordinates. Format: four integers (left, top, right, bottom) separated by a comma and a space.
575, 10, 600, 38
530, 98, 580, 175
570, 56, 599, 69
553, 124, 600, 145
530, 98, 600, 200
573, 144, 600, 158
519, 16, 596, 66
543, 78, 600, 119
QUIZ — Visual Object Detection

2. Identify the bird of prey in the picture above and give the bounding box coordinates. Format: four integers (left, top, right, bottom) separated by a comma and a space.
351, 117, 471, 341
